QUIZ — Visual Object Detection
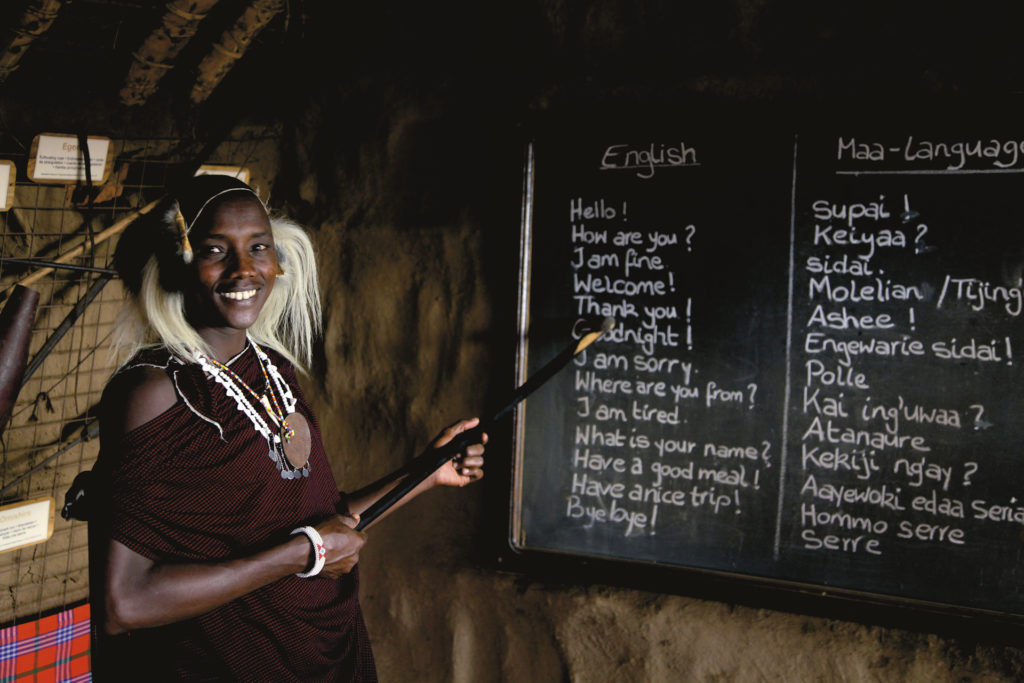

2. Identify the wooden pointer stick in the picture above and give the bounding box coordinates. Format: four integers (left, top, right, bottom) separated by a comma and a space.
354, 316, 615, 531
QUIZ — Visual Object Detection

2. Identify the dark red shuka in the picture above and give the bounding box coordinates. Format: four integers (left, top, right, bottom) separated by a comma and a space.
97, 344, 376, 681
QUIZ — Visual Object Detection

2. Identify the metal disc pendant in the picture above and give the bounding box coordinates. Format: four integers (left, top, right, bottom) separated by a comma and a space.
282, 412, 311, 470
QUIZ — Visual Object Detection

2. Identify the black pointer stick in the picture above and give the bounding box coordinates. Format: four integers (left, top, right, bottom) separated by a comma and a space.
354, 316, 615, 531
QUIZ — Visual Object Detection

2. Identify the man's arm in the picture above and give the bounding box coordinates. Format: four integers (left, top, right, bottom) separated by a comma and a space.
346, 417, 486, 527
104, 514, 362, 634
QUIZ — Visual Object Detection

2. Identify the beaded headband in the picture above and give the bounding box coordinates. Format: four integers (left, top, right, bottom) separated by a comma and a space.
113, 174, 269, 293
174, 179, 267, 264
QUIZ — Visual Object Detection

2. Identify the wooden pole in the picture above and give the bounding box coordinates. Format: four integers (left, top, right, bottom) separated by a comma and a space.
9, 199, 159, 293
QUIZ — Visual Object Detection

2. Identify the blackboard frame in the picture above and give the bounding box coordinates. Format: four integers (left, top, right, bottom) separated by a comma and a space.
504, 101, 1024, 636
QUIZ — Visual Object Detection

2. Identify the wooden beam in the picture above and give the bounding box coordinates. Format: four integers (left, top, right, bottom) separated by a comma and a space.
0, 0, 65, 84
190, 0, 284, 104
119, 0, 222, 106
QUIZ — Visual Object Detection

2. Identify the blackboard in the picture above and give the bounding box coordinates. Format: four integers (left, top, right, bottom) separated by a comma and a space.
512, 105, 1024, 619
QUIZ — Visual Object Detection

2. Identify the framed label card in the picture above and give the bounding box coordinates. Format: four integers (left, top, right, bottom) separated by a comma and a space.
0, 497, 55, 554
28, 133, 113, 184
0, 160, 14, 211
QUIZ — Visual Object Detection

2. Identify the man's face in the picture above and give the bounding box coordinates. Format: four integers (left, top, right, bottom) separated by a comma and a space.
184, 195, 278, 334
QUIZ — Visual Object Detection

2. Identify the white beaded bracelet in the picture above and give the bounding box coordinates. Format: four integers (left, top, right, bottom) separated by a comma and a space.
291, 526, 326, 578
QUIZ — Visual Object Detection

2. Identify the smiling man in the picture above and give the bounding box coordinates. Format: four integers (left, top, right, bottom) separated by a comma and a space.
90, 175, 486, 681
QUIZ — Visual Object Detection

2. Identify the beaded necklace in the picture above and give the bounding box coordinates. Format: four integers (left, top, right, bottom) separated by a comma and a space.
193, 338, 308, 479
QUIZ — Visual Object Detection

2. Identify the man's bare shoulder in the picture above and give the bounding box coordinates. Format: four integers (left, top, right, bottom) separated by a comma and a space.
102, 365, 179, 436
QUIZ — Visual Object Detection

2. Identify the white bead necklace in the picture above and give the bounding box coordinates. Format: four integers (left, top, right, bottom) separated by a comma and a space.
193, 338, 308, 480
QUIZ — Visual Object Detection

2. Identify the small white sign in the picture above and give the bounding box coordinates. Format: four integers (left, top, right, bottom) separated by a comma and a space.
29, 133, 111, 184
0, 497, 54, 554
196, 165, 250, 185
0, 160, 13, 211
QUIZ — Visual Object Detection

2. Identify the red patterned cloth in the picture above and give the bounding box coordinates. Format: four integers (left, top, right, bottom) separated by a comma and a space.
94, 344, 376, 681
0, 603, 91, 682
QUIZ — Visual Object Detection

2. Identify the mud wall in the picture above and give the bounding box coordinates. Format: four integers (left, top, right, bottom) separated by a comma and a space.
277, 3, 1024, 679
